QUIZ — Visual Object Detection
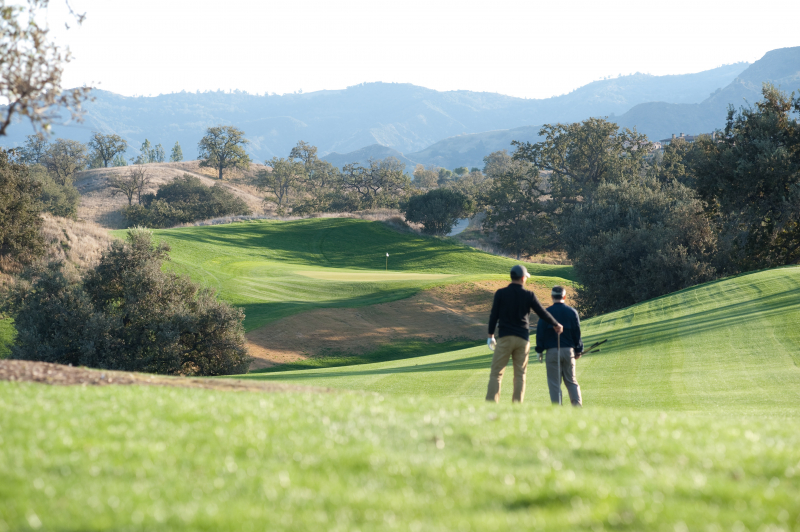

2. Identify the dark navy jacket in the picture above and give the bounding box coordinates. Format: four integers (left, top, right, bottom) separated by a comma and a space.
535, 303, 583, 354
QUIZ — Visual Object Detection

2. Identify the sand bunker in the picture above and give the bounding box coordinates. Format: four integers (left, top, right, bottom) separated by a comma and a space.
246, 280, 575, 369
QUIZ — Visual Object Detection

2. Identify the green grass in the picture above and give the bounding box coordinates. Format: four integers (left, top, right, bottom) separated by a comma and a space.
2, 382, 798, 532
112, 218, 573, 331
242, 266, 800, 417
0, 318, 14, 358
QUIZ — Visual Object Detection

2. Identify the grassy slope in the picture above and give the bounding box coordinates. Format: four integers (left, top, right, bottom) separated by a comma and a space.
113, 218, 573, 331
2, 382, 798, 532
243, 266, 800, 417
0, 318, 14, 358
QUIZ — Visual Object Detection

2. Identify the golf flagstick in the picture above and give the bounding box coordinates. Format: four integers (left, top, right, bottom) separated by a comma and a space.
557, 331, 562, 406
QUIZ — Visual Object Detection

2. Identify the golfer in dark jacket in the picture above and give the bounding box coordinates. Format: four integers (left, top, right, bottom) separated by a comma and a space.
535, 286, 584, 406
486, 265, 563, 403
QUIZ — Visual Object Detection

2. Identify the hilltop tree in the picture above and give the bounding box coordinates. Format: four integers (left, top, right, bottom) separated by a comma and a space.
170, 141, 183, 162
453, 166, 469, 176
404, 188, 473, 235
0, 149, 44, 268
113, 153, 127, 167
340, 157, 411, 210
43, 138, 88, 185
107, 165, 150, 206
257, 157, 306, 214
19, 134, 49, 164
136, 139, 153, 164
87, 132, 127, 168
152, 143, 165, 163
0, 1, 91, 136
197, 125, 251, 180
412, 164, 438, 189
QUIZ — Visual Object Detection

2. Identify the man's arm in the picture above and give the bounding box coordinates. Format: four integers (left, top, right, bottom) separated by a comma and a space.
529, 292, 563, 333
572, 310, 584, 356
488, 291, 500, 337
535, 319, 545, 354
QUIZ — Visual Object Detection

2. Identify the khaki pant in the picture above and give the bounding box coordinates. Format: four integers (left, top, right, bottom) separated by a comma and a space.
546, 347, 582, 406
486, 335, 530, 403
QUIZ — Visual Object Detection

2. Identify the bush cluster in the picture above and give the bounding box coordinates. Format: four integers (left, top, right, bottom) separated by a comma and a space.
124, 175, 251, 228
3, 229, 251, 376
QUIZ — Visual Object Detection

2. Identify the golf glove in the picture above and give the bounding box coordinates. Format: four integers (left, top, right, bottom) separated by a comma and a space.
487, 337, 496, 351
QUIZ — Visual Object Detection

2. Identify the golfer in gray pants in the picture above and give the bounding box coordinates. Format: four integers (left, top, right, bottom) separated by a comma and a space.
535, 286, 584, 406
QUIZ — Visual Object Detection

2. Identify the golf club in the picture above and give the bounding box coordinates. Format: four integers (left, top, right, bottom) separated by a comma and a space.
580, 339, 609, 357
557, 331, 562, 406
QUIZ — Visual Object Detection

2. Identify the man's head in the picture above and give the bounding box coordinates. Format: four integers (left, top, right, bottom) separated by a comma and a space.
510, 265, 530, 285
552, 285, 566, 303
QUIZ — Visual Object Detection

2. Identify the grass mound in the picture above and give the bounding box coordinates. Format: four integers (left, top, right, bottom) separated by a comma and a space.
245, 266, 800, 417
118, 218, 573, 331
1, 382, 797, 531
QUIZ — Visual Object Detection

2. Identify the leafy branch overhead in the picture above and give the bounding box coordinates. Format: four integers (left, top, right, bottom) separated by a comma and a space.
0, 0, 91, 136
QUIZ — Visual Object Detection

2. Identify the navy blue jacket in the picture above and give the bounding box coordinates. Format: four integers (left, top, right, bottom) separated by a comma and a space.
535, 303, 583, 354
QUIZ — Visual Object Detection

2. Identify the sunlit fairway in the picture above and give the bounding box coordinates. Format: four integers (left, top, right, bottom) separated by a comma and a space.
242, 265, 800, 417
112, 218, 573, 331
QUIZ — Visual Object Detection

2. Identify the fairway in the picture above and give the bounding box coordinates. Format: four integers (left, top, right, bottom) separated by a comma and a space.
295, 270, 454, 281
243, 266, 800, 417
113, 218, 574, 331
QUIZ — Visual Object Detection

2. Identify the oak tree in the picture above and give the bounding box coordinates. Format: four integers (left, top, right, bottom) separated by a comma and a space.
197, 125, 251, 180
87, 132, 127, 168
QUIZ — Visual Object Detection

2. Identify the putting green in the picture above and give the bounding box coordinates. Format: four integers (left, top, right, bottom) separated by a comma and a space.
295, 270, 454, 281
243, 265, 800, 417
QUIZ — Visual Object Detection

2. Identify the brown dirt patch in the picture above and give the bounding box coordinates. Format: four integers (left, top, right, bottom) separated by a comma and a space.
0, 359, 333, 394
246, 280, 576, 369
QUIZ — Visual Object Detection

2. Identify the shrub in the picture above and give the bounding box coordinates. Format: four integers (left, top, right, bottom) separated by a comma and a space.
0, 149, 44, 271
404, 188, 473, 235
560, 178, 717, 316
123, 174, 251, 228
3, 228, 251, 376
28, 164, 80, 218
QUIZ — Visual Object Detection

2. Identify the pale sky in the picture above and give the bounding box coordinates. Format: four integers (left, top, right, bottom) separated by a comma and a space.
44, 0, 800, 100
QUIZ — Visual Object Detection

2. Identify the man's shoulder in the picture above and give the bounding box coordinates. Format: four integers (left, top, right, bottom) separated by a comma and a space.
546, 303, 580, 317
494, 284, 514, 295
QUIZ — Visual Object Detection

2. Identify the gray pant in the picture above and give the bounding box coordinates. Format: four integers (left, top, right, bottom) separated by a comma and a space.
545, 347, 582, 406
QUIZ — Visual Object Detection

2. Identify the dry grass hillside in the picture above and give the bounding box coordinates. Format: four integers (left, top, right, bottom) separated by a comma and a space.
74, 161, 268, 229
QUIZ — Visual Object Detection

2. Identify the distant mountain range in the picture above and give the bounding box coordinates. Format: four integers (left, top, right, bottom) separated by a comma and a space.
2, 46, 799, 171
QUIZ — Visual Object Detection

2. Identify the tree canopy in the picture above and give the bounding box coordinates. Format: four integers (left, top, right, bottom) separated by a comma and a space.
198, 125, 251, 180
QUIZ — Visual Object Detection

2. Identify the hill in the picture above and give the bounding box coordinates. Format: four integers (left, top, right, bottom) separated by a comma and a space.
244, 266, 800, 416
74, 160, 267, 228
616, 46, 800, 140
0, 63, 748, 163
322, 144, 419, 170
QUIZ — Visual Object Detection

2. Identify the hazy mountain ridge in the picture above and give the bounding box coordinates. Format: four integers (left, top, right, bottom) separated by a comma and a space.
615, 47, 800, 140
1, 62, 749, 164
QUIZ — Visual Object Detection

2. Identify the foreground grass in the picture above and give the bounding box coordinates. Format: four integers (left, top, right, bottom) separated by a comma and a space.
1, 381, 798, 532
111, 218, 573, 330
243, 266, 800, 417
